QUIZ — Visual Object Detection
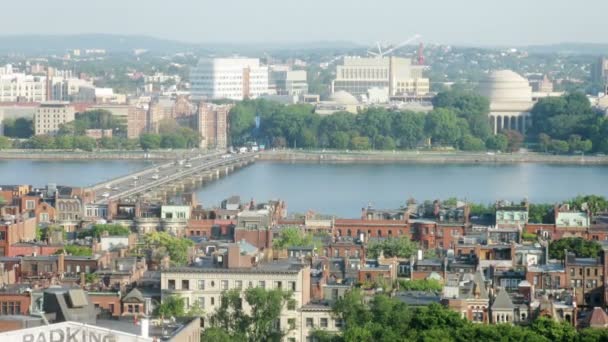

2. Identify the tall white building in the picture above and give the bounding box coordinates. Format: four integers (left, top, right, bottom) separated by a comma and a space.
191, 58, 269, 101
332, 56, 429, 98
0, 72, 47, 102
34, 102, 75, 136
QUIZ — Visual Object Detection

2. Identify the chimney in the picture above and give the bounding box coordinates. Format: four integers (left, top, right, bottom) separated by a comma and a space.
57, 253, 65, 274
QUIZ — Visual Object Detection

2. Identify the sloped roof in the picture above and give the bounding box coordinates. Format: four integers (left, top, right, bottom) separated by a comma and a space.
492, 288, 515, 310
473, 270, 489, 300
589, 307, 608, 328
122, 288, 144, 303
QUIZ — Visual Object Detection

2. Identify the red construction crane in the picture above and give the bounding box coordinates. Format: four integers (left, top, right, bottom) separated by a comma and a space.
417, 42, 425, 65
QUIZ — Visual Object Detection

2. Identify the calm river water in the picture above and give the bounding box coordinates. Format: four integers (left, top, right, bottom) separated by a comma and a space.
1, 160, 607, 217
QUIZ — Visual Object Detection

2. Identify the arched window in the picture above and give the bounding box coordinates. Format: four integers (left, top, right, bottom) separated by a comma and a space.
347, 229, 352, 237
377, 230, 382, 237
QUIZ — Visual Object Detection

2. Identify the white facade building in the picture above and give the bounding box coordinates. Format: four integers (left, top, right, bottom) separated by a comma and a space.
0, 72, 47, 102
478, 70, 534, 135
191, 58, 269, 101
34, 102, 75, 136
332, 56, 429, 98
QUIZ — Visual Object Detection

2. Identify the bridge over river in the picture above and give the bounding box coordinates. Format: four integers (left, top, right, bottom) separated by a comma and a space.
88, 151, 258, 205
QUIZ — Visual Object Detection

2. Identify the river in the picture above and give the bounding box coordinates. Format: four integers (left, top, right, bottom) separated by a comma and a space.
1, 160, 607, 217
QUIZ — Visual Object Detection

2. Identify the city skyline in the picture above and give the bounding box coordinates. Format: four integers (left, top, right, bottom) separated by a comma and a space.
1, 0, 607, 47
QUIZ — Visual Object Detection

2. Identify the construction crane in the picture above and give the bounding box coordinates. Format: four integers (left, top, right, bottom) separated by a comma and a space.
367, 34, 421, 58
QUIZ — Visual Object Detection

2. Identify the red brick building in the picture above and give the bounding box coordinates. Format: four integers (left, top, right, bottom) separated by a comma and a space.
333, 219, 410, 239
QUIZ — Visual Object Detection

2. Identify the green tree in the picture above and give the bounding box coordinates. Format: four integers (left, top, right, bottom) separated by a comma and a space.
0, 136, 11, 150
569, 195, 608, 215
550, 139, 570, 154
99, 137, 120, 149
54, 245, 93, 256
528, 204, 555, 224
367, 237, 418, 259
432, 89, 491, 140
399, 279, 443, 291
390, 111, 425, 149
3, 117, 34, 138
376, 135, 396, 150
273, 227, 315, 250
54, 136, 74, 149
538, 133, 552, 152
205, 287, 293, 342
528, 317, 577, 342
460, 135, 485, 151
28, 135, 56, 149
156, 296, 186, 317
330, 131, 351, 150
144, 231, 194, 265
349, 136, 371, 150
73, 136, 96, 151
140, 133, 162, 150
78, 224, 131, 239
485, 133, 508, 151
425, 108, 463, 146
549, 237, 601, 260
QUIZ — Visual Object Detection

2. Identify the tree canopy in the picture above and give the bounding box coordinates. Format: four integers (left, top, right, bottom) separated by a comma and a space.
204, 287, 293, 342
549, 237, 601, 260
367, 236, 418, 259
78, 224, 131, 239
317, 290, 601, 342
144, 231, 194, 265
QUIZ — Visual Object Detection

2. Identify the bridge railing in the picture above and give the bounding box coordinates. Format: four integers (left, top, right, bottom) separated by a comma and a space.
101, 153, 256, 202
89, 150, 225, 192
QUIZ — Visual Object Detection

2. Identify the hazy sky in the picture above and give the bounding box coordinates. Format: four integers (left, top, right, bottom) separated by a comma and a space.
1, 0, 606, 46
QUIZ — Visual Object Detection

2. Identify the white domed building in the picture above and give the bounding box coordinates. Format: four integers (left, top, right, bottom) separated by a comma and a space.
315, 90, 362, 115
478, 70, 533, 134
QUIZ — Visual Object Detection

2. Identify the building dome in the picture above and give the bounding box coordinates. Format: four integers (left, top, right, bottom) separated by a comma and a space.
478, 70, 532, 103
330, 91, 359, 105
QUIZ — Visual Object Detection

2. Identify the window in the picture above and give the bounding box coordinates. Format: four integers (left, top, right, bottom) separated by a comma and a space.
275, 281, 282, 289
210, 297, 215, 306
182, 280, 190, 290
221, 280, 229, 290
135, 305, 140, 313
168, 279, 176, 290
40, 213, 49, 222
128, 304, 134, 313
288, 318, 296, 330
287, 299, 296, 310
473, 311, 484, 322
288, 281, 296, 291
198, 297, 205, 309
570, 268, 575, 276
587, 268, 591, 277
335, 319, 344, 328
198, 279, 205, 290
306, 318, 314, 327
320, 318, 328, 328
259, 281, 266, 289
26, 200, 35, 210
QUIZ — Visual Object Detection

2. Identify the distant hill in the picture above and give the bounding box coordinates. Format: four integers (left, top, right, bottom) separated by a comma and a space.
524, 43, 608, 55
0, 34, 363, 55
0, 34, 197, 54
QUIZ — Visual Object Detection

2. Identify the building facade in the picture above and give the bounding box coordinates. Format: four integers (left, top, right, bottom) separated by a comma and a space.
191, 58, 269, 101
332, 56, 428, 97
34, 102, 75, 136
197, 103, 230, 149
